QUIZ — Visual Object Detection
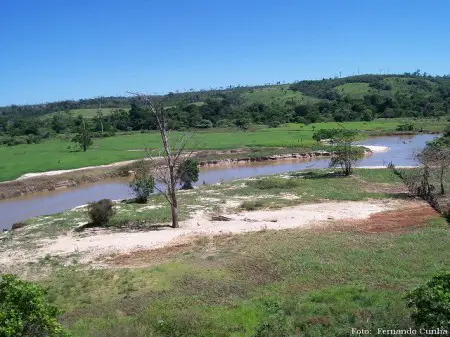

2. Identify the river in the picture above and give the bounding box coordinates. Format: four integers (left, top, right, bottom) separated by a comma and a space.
0, 134, 439, 230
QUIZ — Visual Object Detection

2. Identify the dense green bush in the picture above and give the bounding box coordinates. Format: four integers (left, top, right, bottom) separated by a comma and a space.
87, 199, 115, 225
0, 274, 68, 337
406, 272, 450, 329
129, 174, 156, 203
396, 123, 415, 131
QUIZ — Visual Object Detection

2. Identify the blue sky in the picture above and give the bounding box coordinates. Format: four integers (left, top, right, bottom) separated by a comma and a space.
1, 0, 449, 105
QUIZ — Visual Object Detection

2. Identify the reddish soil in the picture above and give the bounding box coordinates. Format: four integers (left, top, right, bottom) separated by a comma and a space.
328, 202, 440, 233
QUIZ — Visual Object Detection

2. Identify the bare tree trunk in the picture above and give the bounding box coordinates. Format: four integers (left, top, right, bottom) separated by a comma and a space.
168, 164, 179, 228
170, 193, 179, 228
440, 165, 445, 195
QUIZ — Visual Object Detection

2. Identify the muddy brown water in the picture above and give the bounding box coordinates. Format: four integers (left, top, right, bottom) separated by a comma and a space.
0, 134, 439, 230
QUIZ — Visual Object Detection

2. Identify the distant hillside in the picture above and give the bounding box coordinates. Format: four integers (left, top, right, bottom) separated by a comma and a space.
1, 72, 449, 146
1, 72, 449, 120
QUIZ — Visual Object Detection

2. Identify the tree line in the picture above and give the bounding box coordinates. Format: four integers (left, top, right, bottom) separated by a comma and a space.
1, 73, 450, 147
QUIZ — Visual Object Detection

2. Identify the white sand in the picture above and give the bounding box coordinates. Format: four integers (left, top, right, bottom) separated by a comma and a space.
357, 145, 389, 152
0, 199, 403, 266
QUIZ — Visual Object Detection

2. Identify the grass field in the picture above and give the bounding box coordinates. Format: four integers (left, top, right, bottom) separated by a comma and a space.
0, 119, 445, 181
334, 77, 440, 99
335, 82, 372, 98
242, 86, 320, 105
40, 108, 127, 120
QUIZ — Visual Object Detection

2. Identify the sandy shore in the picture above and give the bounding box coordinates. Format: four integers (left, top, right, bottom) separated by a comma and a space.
0, 199, 407, 267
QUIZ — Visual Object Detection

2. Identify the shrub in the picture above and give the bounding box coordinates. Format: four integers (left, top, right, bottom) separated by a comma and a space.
406, 272, 450, 329
251, 178, 300, 190
87, 199, 115, 225
0, 274, 68, 336
386, 161, 395, 169
129, 175, 156, 203
11, 222, 27, 230
240, 200, 265, 210
254, 312, 295, 337
396, 123, 415, 131
195, 119, 213, 128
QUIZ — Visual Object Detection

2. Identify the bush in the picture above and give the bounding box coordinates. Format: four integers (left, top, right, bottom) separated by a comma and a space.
396, 123, 415, 131
254, 312, 295, 337
129, 175, 156, 203
406, 272, 450, 329
0, 274, 68, 336
87, 199, 115, 225
195, 119, 213, 128
251, 178, 300, 190
240, 200, 265, 211
11, 222, 27, 230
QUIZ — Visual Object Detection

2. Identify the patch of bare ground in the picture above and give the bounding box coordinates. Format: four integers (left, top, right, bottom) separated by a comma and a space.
321, 201, 440, 233
2, 198, 438, 270
362, 183, 410, 195
107, 242, 195, 268
105, 199, 438, 269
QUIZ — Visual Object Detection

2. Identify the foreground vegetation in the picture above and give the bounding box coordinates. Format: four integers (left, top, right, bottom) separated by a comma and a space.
6, 217, 450, 336
1, 168, 449, 336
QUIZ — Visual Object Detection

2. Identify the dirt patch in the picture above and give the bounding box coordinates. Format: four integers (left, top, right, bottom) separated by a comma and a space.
326, 202, 440, 233
108, 243, 194, 268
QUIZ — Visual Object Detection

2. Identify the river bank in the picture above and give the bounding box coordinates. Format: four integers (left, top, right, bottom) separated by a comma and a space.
0, 148, 341, 200
0, 167, 429, 267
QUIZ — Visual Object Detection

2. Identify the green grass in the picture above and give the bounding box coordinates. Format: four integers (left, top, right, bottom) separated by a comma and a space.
242, 86, 320, 105
40, 108, 126, 120
334, 77, 439, 99
385, 77, 438, 94
335, 82, 371, 98
0, 119, 446, 181
39, 216, 449, 336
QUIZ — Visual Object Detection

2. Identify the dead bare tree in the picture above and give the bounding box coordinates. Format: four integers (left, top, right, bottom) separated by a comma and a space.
129, 92, 196, 228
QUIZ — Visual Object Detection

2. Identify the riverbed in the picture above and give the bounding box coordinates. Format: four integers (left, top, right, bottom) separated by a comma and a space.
0, 134, 438, 229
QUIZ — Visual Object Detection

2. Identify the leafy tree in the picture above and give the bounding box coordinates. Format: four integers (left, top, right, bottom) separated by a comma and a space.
234, 110, 251, 131
129, 166, 156, 203
0, 274, 68, 337
178, 158, 199, 190
361, 109, 374, 121
312, 129, 339, 143
328, 129, 364, 175
72, 117, 92, 151
406, 272, 450, 329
